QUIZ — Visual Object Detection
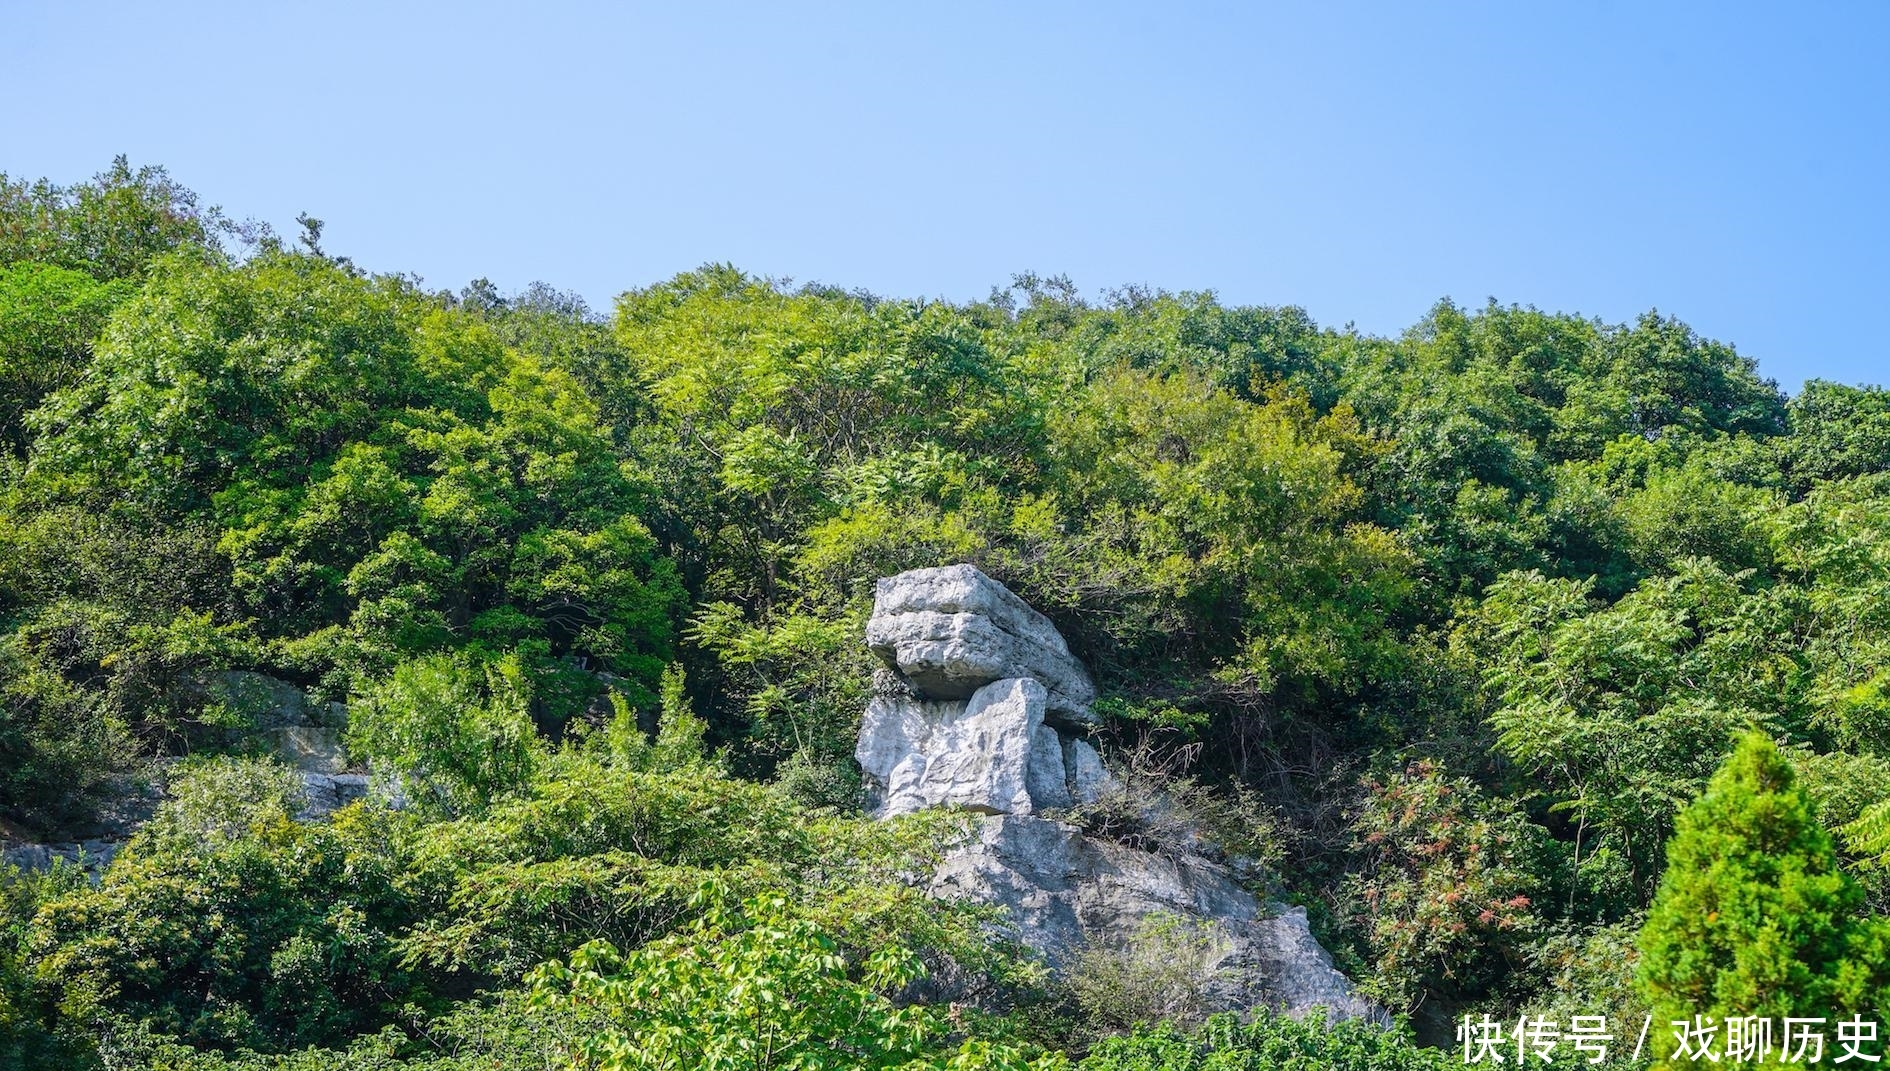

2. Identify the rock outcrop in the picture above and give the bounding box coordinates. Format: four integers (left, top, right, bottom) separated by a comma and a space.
867, 564, 1096, 723
1, 835, 126, 874
932, 814, 1382, 1022
3, 673, 375, 873
192, 670, 364, 818
0, 774, 159, 875
857, 564, 1382, 1025
859, 567, 1111, 819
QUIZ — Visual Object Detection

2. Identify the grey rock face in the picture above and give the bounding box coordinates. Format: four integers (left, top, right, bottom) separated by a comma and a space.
300, 772, 372, 819
855, 564, 1382, 1025
1026, 726, 1074, 811
857, 679, 1041, 817
857, 678, 1112, 818
1063, 737, 1110, 804
4, 770, 379, 875
1241, 905, 1380, 1019
0, 771, 160, 876
867, 565, 1096, 724
180, 670, 356, 770
269, 727, 349, 774
1, 839, 119, 874
934, 814, 1387, 1024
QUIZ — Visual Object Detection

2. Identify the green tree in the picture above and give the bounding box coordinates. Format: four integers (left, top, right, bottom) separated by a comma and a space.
347, 652, 544, 816
1037, 367, 1413, 697
1469, 562, 1794, 908
0, 263, 129, 455
1637, 733, 1885, 1062
0, 860, 92, 1070
1776, 380, 1890, 495
0, 156, 220, 281
529, 886, 1058, 1071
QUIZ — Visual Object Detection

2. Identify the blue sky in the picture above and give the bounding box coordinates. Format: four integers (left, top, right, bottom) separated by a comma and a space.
5, 1, 1885, 391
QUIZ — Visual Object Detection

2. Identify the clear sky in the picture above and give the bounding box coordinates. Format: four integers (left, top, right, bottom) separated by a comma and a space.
4, 1, 1886, 391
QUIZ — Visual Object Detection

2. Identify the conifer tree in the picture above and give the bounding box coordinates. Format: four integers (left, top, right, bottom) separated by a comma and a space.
1637, 732, 1884, 1063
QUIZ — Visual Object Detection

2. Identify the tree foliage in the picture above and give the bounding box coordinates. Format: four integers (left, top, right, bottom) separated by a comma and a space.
531, 887, 1058, 1071
1637, 734, 1888, 1063
8, 159, 1890, 1067
1075, 1011, 1454, 1071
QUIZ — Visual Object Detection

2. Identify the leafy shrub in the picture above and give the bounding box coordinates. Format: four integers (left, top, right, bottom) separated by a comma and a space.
1066, 914, 1228, 1038
139, 755, 306, 850
1075, 1010, 1454, 1071
529, 885, 1061, 1071
347, 652, 544, 816
31, 805, 417, 1052
1345, 760, 1547, 1011
0, 859, 94, 1069
67, 992, 606, 1071
605, 663, 715, 775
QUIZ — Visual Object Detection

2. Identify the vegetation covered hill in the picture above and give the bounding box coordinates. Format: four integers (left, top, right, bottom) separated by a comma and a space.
3, 160, 1889, 1068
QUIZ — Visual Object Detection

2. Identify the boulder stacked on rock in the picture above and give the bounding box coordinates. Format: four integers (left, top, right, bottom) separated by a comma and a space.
856, 563, 1383, 1025
857, 564, 1111, 818
865, 564, 1096, 719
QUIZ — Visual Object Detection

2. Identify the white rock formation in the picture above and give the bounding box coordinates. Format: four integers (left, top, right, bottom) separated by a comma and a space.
859, 566, 1113, 818
933, 814, 1385, 1023
857, 677, 1112, 818
867, 564, 1096, 723
856, 563, 1383, 1024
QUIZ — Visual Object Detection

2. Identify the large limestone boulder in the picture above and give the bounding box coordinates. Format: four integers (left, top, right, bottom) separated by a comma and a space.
856, 678, 1111, 818
867, 565, 1096, 724
933, 814, 1387, 1025
856, 564, 1382, 1025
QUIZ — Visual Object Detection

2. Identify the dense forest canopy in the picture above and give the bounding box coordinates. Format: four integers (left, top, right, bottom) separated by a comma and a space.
3, 159, 1889, 1069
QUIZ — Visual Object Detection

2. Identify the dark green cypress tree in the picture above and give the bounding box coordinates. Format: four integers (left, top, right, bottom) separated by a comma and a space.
1638, 732, 1885, 1063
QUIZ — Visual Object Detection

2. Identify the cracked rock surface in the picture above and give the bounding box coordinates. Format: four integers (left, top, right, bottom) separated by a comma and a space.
857, 677, 1109, 818
857, 563, 1384, 1024
867, 564, 1096, 724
